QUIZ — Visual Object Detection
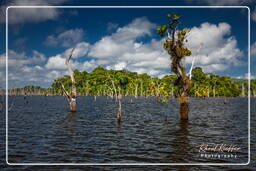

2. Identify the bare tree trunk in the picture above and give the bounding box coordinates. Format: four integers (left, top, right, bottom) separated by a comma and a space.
58, 48, 77, 112
116, 95, 122, 123
134, 84, 138, 98
111, 80, 118, 101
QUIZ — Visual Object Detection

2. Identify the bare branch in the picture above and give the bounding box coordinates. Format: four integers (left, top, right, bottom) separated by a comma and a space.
56, 80, 70, 102
189, 43, 204, 79
66, 48, 77, 99
66, 48, 76, 83
172, 27, 176, 48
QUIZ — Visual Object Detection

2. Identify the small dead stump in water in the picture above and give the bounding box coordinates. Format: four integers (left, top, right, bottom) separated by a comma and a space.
116, 95, 123, 123
224, 98, 228, 104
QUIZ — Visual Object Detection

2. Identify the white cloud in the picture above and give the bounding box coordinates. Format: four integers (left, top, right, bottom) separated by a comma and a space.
1, 18, 246, 88
88, 17, 169, 77
45, 54, 66, 70
89, 19, 243, 75
30, 50, 47, 64
185, 22, 243, 72
107, 62, 127, 70
236, 73, 255, 79
44, 28, 85, 47
0, 49, 49, 87
89, 17, 157, 58
63, 42, 90, 58
45, 42, 90, 70
1, 0, 68, 24
0, 50, 46, 68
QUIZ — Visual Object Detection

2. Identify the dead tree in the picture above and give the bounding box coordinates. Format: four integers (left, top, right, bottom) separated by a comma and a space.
58, 48, 77, 112
116, 94, 122, 123
8, 86, 17, 112
157, 13, 192, 120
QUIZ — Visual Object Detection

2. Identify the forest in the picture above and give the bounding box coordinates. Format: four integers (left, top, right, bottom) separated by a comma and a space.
8, 66, 255, 100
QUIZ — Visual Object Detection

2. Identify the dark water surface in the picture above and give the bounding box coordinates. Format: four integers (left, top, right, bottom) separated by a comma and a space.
1, 96, 255, 170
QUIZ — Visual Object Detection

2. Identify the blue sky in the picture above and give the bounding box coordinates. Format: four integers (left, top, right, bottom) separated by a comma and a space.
0, 0, 256, 88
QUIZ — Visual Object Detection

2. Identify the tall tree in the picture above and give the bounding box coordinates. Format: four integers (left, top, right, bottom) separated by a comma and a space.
157, 13, 192, 120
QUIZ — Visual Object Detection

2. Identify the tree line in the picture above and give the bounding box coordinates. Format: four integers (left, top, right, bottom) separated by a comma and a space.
7, 66, 255, 99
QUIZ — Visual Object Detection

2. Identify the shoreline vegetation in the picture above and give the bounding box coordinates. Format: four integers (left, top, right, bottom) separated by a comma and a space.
2, 66, 256, 99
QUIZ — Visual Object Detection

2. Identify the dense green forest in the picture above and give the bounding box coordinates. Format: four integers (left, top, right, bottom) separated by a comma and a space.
7, 66, 256, 98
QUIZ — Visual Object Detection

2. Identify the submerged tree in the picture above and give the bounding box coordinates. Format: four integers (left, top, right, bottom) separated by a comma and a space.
57, 48, 77, 112
157, 13, 192, 120
115, 73, 129, 123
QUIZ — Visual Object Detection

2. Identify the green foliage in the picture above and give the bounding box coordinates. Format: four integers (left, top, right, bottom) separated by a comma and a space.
157, 12, 192, 99
11, 67, 256, 98
157, 25, 168, 37
45, 66, 255, 98
157, 13, 181, 38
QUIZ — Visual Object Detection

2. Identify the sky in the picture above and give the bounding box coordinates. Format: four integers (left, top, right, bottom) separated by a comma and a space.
0, 0, 255, 88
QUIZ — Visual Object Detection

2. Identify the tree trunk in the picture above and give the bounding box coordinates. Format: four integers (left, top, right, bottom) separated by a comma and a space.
135, 84, 138, 98
66, 48, 77, 112
111, 80, 118, 102
179, 93, 189, 120
180, 101, 189, 120
69, 97, 76, 112
116, 96, 122, 123
58, 48, 77, 112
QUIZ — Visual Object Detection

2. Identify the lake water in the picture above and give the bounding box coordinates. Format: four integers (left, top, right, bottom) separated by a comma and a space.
1, 96, 255, 170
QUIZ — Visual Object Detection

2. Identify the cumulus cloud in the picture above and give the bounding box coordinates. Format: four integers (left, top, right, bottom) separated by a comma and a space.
88, 17, 169, 76
89, 19, 243, 75
44, 28, 85, 47
2, 17, 245, 88
45, 54, 66, 70
185, 22, 243, 72
89, 17, 156, 58
1, 0, 68, 24
44, 18, 244, 79
0, 50, 46, 68
63, 42, 90, 58
45, 42, 90, 70
0, 49, 48, 87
